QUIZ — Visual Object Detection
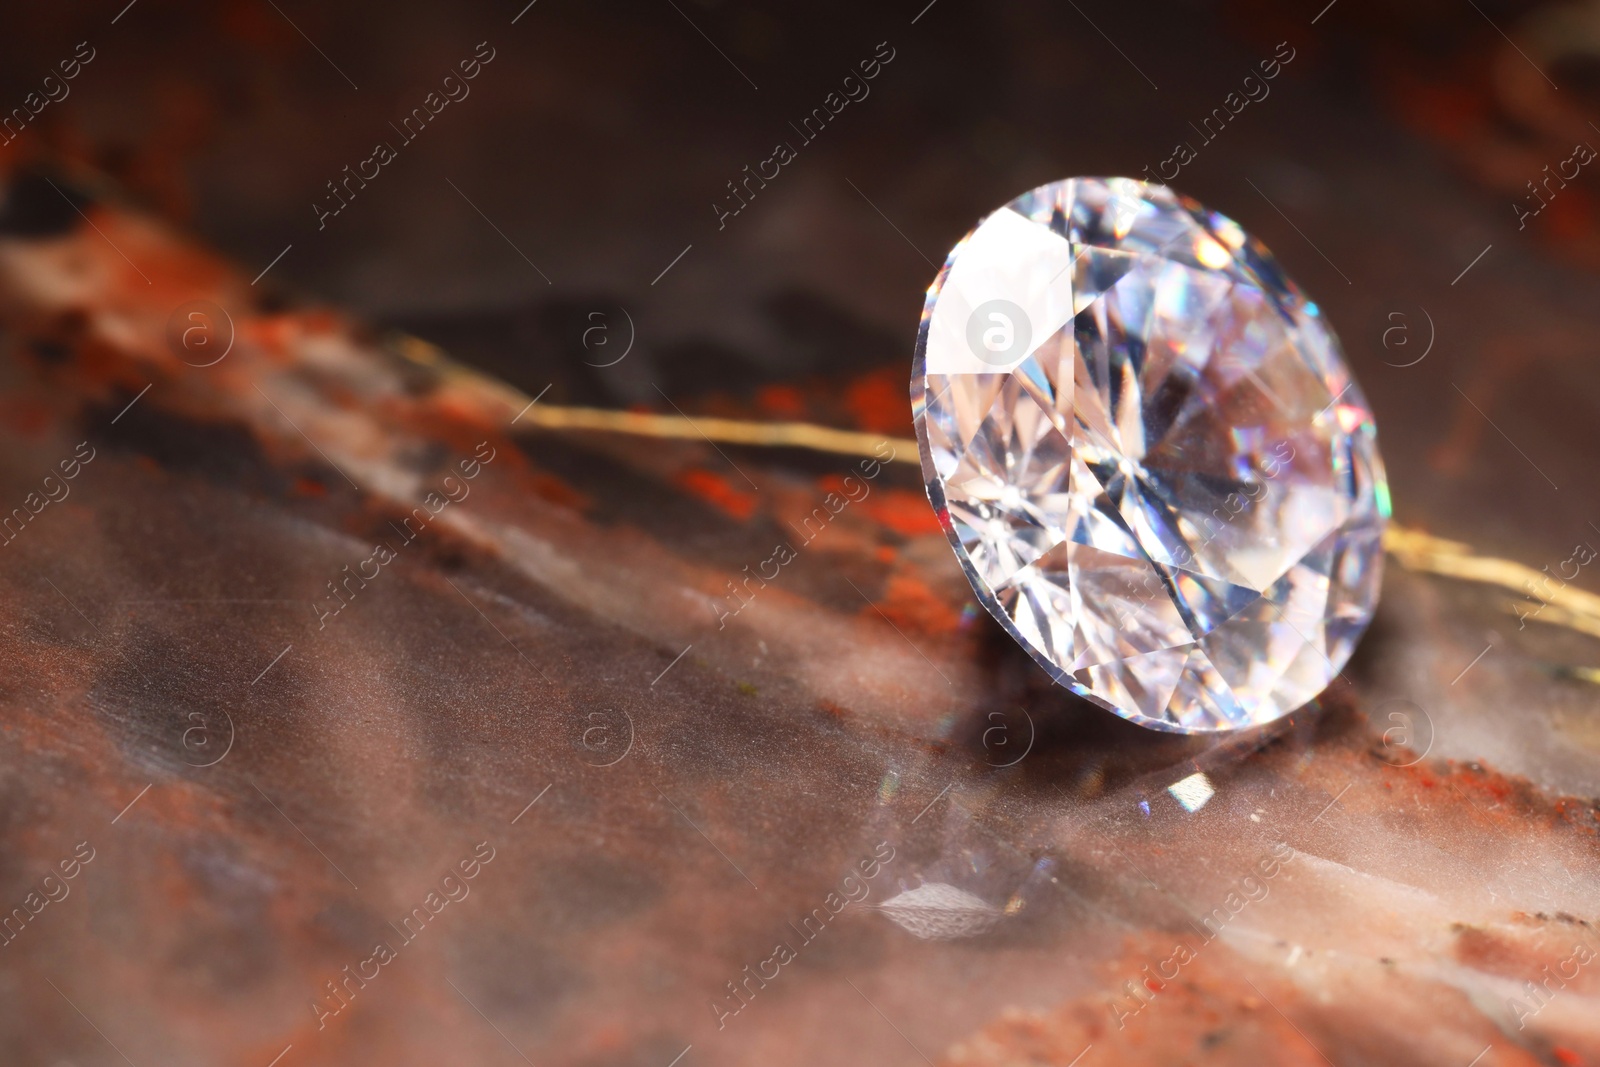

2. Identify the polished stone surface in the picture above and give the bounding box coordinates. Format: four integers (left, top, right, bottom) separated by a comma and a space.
0, 179, 1594, 1067
0, 2, 1599, 1064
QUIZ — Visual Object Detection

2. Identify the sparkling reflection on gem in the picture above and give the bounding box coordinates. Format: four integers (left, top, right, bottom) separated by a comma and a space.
912, 177, 1389, 732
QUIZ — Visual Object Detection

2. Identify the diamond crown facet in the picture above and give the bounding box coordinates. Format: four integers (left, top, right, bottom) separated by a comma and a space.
912, 178, 1388, 732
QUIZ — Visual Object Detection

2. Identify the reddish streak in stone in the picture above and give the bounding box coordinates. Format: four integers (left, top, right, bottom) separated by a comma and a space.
874, 574, 960, 634
528, 471, 590, 512
845, 370, 911, 435
756, 384, 807, 419
864, 489, 944, 537
676, 469, 757, 521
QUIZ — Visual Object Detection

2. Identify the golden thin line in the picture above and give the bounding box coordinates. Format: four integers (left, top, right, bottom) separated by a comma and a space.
511, 402, 915, 461
1383, 525, 1600, 638
393, 333, 918, 461
393, 335, 1600, 644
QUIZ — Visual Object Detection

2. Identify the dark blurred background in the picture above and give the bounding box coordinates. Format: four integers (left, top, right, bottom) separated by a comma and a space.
7, 0, 1597, 566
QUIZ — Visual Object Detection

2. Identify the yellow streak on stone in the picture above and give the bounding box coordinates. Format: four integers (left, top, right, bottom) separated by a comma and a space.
399, 333, 1600, 646
396, 333, 919, 461
1383, 525, 1600, 639
513, 402, 916, 462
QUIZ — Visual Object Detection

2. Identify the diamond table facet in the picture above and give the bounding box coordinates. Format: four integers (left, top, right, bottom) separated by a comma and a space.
912, 177, 1389, 732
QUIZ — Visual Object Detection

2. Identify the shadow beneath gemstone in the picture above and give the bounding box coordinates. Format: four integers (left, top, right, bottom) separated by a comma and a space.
1342, 594, 1400, 688
948, 605, 1318, 802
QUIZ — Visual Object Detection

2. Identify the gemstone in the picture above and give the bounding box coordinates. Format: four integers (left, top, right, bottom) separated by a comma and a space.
912, 178, 1389, 733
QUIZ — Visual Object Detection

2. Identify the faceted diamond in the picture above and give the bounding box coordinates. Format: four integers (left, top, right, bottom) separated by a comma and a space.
912, 178, 1389, 732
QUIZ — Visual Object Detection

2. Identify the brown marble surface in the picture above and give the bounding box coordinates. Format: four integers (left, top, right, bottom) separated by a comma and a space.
1, 1, 1599, 1065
